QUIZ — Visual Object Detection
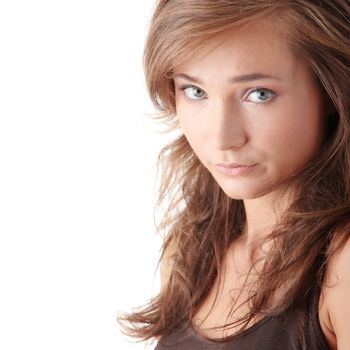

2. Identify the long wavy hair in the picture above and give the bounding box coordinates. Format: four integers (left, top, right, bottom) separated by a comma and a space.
119, 0, 350, 348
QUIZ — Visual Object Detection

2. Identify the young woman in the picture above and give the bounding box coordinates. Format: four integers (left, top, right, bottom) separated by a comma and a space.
119, 1, 350, 349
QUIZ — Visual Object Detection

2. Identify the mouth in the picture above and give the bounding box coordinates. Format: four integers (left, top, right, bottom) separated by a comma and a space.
214, 163, 257, 176
215, 163, 256, 168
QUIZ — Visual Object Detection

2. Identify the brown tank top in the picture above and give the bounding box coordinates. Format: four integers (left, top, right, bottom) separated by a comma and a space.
154, 286, 330, 350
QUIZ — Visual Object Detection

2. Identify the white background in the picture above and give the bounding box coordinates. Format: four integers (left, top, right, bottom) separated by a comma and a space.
0, 1, 169, 349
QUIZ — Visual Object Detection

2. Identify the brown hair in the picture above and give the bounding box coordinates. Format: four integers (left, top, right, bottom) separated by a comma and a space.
119, 0, 350, 348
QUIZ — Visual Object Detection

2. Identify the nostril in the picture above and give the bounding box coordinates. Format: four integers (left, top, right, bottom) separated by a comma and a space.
210, 130, 248, 150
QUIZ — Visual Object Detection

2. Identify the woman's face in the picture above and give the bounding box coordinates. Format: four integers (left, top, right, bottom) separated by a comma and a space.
173, 21, 328, 200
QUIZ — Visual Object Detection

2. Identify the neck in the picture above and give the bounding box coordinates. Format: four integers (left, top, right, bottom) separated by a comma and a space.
241, 187, 295, 247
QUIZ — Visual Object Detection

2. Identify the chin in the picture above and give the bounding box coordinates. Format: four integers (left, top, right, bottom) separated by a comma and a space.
221, 189, 268, 200
218, 181, 291, 201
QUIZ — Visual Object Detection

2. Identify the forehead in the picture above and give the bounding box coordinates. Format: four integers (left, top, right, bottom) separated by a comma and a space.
173, 20, 299, 83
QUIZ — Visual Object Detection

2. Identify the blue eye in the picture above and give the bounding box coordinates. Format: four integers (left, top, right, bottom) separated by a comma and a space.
182, 86, 206, 100
247, 88, 275, 103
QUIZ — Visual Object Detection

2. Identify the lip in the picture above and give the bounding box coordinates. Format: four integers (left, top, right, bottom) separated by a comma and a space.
215, 163, 257, 176
216, 163, 256, 168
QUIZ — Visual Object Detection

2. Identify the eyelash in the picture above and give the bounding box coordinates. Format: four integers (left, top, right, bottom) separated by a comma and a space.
179, 84, 276, 104
179, 85, 206, 101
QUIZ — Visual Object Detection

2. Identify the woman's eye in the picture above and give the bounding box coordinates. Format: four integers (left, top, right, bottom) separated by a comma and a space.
182, 86, 206, 100
246, 88, 275, 103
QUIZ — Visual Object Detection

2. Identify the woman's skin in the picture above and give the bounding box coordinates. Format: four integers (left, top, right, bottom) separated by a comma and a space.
169, 20, 350, 349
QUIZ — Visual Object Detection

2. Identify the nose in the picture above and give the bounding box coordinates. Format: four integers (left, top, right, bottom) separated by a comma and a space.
208, 99, 248, 150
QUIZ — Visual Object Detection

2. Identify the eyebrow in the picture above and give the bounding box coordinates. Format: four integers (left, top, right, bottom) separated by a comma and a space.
173, 72, 282, 84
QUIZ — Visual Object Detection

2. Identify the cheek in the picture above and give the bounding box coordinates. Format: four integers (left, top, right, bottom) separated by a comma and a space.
179, 119, 207, 158
178, 119, 212, 171
176, 103, 208, 154
257, 103, 324, 170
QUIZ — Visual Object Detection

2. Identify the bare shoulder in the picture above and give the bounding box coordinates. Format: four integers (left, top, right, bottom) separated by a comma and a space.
320, 232, 350, 350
